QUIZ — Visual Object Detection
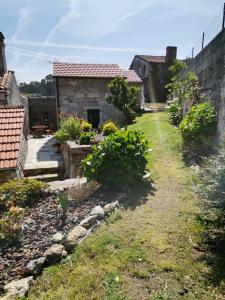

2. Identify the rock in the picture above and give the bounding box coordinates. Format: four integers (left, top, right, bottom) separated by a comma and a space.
79, 215, 97, 229
90, 205, 105, 219
24, 257, 46, 276
103, 201, 119, 214
4, 276, 33, 298
63, 226, 87, 251
52, 232, 64, 243
115, 193, 127, 201
43, 244, 67, 264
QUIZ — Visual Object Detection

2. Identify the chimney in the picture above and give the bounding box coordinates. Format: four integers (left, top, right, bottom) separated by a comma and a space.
0, 32, 7, 75
165, 46, 177, 64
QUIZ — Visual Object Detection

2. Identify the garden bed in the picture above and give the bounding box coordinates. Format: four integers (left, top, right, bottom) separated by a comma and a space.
0, 185, 120, 289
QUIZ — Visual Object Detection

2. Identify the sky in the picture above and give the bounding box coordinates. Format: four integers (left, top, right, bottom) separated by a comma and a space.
0, 0, 224, 82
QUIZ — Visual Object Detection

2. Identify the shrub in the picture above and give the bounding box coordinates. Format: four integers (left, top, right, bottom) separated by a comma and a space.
194, 149, 225, 208
82, 130, 149, 188
102, 121, 118, 136
55, 116, 82, 143
167, 102, 183, 126
82, 120, 92, 132
179, 102, 217, 147
0, 206, 24, 240
0, 178, 47, 210
79, 131, 95, 145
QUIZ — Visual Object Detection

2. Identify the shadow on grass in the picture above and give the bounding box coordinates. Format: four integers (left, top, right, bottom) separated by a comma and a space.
196, 210, 225, 290
123, 179, 156, 210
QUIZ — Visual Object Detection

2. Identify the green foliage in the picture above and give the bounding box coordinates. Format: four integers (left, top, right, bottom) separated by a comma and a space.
55, 116, 82, 143
106, 77, 140, 123
82, 120, 92, 132
82, 130, 149, 188
58, 192, 68, 222
102, 121, 118, 136
179, 102, 217, 145
79, 131, 95, 145
19, 74, 55, 96
0, 178, 47, 210
166, 60, 203, 106
167, 102, 183, 126
194, 148, 225, 207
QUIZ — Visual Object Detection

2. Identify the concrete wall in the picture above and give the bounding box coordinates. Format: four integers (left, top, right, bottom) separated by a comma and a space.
182, 29, 225, 140
28, 96, 58, 131
61, 141, 92, 178
57, 77, 141, 126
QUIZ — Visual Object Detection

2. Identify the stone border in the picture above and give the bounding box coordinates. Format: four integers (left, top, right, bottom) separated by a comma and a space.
0, 194, 126, 299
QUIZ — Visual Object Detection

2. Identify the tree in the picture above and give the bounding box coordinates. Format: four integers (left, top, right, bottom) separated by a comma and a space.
105, 77, 140, 123
19, 74, 55, 96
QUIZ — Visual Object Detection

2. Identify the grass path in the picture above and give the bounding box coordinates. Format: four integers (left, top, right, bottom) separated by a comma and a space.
28, 112, 224, 300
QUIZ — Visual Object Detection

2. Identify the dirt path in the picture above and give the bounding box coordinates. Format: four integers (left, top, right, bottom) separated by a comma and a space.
28, 112, 224, 300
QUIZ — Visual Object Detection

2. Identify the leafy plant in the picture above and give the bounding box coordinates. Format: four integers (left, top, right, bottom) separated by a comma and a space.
167, 102, 183, 126
79, 131, 95, 145
179, 102, 217, 147
58, 192, 68, 224
194, 148, 225, 207
102, 121, 118, 136
106, 77, 140, 123
0, 178, 47, 210
82, 120, 92, 132
55, 116, 82, 143
82, 130, 149, 189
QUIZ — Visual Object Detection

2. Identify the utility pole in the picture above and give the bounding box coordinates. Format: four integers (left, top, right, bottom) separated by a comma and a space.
202, 32, 205, 50
192, 47, 194, 59
222, 3, 225, 30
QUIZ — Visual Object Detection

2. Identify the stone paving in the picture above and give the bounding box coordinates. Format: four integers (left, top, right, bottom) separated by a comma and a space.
24, 136, 63, 171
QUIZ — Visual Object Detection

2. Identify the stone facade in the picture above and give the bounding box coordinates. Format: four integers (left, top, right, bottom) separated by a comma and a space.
181, 29, 225, 141
130, 47, 177, 103
61, 141, 92, 178
28, 96, 58, 131
56, 77, 128, 126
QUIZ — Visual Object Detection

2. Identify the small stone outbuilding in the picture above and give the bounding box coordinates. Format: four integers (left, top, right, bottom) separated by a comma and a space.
53, 63, 142, 128
130, 46, 177, 103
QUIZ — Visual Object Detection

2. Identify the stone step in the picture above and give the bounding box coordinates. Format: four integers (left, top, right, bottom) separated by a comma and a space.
27, 173, 64, 182
24, 164, 64, 177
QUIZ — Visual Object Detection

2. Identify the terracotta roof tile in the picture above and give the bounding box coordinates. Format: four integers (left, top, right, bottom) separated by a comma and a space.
0, 71, 13, 90
0, 107, 25, 169
53, 63, 141, 83
121, 70, 142, 83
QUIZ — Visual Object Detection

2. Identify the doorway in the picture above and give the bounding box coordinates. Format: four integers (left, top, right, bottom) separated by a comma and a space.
87, 109, 100, 129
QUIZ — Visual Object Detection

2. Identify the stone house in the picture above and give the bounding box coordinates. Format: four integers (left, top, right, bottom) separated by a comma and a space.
53, 63, 142, 128
0, 107, 29, 182
130, 46, 177, 103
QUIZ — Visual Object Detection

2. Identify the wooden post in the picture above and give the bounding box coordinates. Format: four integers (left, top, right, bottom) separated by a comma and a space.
222, 3, 225, 30
202, 32, 205, 50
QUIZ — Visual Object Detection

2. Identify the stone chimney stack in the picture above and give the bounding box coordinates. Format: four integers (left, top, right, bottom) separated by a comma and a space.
165, 46, 177, 64
0, 32, 7, 75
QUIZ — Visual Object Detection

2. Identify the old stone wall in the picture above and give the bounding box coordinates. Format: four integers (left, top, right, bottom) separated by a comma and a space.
182, 29, 225, 141
7, 74, 23, 106
28, 96, 58, 131
61, 141, 92, 178
57, 77, 140, 126
17, 111, 29, 178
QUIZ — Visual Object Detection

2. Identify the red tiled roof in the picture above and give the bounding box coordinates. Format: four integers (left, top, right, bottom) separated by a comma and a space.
0, 71, 13, 90
121, 70, 142, 83
53, 63, 142, 83
0, 107, 25, 169
137, 55, 166, 63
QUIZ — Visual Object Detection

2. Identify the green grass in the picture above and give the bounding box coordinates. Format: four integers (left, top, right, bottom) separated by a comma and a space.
27, 112, 225, 300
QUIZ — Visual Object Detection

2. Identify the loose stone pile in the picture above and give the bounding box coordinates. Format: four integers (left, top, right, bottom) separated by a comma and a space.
0, 199, 121, 299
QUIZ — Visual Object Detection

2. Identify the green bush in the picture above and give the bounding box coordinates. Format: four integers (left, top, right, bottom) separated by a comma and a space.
179, 102, 217, 145
79, 131, 95, 145
82, 130, 149, 188
82, 120, 92, 132
55, 116, 82, 143
194, 149, 225, 207
0, 178, 47, 210
167, 103, 183, 126
102, 121, 118, 136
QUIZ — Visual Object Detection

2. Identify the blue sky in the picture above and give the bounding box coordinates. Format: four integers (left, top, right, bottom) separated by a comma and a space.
1, 0, 224, 82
